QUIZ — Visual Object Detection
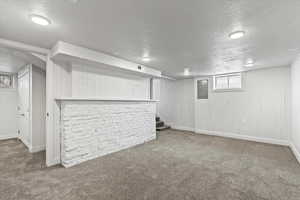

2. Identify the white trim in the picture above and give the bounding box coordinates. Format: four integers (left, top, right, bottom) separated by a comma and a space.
30, 145, 45, 153
22, 139, 30, 149
20, 138, 31, 150
51, 41, 161, 78
194, 129, 289, 146
46, 157, 61, 167
290, 143, 300, 165
161, 75, 176, 81
31, 53, 47, 62
169, 125, 300, 165
0, 134, 45, 153
45, 56, 56, 167
172, 126, 195, 132
0, 88, 17, 92
212, 72, 244, 92
212, 88, 244, 93
172, 126, 290, 146
0, 134, 17, 140
0, 38, 50, 55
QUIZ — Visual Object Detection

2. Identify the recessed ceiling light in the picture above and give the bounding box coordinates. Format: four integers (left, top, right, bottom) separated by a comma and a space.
244, 59, 255, 67
229, 31, 245, 39
29, 14, 51, 26
142, 57, 151, 62
66, 0, 79, 3
184, 68, 190, 76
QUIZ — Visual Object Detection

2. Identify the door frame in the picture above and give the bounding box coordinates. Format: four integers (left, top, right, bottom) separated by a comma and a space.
17, 65, 31, 148
0, 38, 49, 156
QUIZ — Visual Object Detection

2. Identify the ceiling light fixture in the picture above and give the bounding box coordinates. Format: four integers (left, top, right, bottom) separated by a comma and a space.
244, 59, 255, 67
142, 57, 151, 62
29, 14, 51, 26
229, 31, 245, 39
66, 0, 79, 3
184, 68, 190, 76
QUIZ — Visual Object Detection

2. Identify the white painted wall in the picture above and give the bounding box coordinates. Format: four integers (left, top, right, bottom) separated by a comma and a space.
194, 67, 290, 144
156, 78, 194, 130
46, 60, 72, 166
72, 64, 150, 99
156, 79, 176, 124
0, 88, 17, 139
151, 79, 160, 101
291, 57, 300, 161
173, 79, 195, 130
157, 66, 291, 144
31, 66, 46, 152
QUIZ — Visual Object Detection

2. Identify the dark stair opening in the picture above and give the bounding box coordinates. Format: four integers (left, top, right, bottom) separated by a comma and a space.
156, 116, 170, 131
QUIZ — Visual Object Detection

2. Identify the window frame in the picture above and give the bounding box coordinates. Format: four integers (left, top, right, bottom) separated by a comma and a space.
212, 72, 243, 92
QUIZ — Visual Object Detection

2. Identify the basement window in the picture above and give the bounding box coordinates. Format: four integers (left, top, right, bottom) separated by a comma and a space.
213, 73, 242, 91
0, 74, 13, 89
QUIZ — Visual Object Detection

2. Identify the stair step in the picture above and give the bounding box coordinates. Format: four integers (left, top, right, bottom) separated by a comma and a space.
156, 121, 164, 127
156, 125, 171, 131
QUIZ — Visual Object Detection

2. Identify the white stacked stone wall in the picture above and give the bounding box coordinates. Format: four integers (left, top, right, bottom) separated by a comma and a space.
60, 101, 156, 167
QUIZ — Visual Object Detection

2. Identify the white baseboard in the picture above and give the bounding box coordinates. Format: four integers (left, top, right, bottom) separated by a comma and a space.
171, 126, 289, 146
20, 138, 31, 150
4, 135, 45, 153
194, 129, 290, 146
169, 126, 300, 165
0, 134, 17, 140
30, 145, 45, 153
46, 157, 61, 167
290, 142, 300, 165
172, 125, 195, 132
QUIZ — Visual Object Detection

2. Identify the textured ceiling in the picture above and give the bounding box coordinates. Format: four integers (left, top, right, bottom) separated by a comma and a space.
0, 0, 300, 76
0, 47, 27, 73
0, 47, 46, 73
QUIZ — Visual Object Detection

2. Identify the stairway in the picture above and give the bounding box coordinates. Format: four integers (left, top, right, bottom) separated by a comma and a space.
156, 116, 170, 131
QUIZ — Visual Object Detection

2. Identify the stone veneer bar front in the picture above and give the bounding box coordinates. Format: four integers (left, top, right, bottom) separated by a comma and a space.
57, 98, 157, 167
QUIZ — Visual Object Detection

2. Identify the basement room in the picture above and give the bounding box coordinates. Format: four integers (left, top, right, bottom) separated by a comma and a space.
0, 0, 300, 200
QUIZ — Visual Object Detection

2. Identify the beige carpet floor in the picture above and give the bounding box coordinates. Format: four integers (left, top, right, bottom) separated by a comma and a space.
1, 129, 300, 200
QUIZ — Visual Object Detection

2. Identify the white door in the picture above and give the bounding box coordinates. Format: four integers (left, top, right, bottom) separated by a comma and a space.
18, 71, 30, 147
